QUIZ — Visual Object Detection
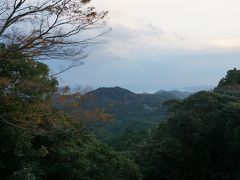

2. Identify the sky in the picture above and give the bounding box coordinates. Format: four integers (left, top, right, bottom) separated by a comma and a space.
55, 0, 240, 93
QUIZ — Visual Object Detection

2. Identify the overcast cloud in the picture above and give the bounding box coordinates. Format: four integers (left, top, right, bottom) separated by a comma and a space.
54, 0, 240, 93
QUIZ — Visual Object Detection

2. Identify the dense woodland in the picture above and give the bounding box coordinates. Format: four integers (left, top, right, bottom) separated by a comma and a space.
2, 52, 240, 180
82, 87, 191, 151
1, 0, 240, 180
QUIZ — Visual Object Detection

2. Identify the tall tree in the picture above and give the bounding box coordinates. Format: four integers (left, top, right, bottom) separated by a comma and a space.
0, 53, 142, 179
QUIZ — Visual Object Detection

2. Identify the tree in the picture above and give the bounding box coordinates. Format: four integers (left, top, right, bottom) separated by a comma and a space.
0, 50, 62, 135
218, 68, 240, 87
136, 91, 240, 180
215, 68, 240, 96
134, 69, 240, 180
0, 0, 109, 74
0, 52, 142, 179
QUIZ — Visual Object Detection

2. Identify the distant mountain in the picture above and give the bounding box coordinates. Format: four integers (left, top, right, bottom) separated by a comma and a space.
84, 87, 168, 119
178, 85, 214, 92
89, 86, 138, 102
78, 87, 193, 150
88, 86, 190, 103
154, 90, 192, 100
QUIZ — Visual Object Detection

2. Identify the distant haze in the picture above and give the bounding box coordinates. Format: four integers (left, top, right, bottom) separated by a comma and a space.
51, 0, 240, 93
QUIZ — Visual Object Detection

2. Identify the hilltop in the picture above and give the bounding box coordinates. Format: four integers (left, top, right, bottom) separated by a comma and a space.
83, 86, 192, 150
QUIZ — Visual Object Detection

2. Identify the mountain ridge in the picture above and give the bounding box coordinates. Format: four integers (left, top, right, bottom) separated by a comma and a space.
89, 86, 193, 101
83, 86, 193, 150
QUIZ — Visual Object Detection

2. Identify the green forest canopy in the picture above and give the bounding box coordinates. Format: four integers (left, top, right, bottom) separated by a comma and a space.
134, 69, 240, 180
0, 53, 141, 179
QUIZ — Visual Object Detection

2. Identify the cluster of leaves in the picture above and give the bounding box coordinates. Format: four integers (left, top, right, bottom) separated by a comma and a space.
133, 69, 240, 180
218, 68, 240, 87
0, 51, 142, 179
215, 68, 240, 96
0, 49, 60, 134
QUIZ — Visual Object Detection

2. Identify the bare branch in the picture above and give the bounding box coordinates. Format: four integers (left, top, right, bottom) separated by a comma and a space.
0, 0, 110, 73
0, 113, 36, 135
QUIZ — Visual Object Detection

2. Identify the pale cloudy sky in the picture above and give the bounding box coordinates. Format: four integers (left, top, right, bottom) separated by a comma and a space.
56, 0, 240, 93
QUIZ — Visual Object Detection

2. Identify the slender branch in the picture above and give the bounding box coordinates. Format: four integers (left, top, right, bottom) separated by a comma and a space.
0, 113, 35, 135
0, 0, 109, 75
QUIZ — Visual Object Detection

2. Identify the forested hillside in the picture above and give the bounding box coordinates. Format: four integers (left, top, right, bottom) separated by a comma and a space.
81, 87, 190, 150
1, 0, 240, 180
132, 69, 240, 180
0, 0, 142, 179
0, 53, 142, 179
